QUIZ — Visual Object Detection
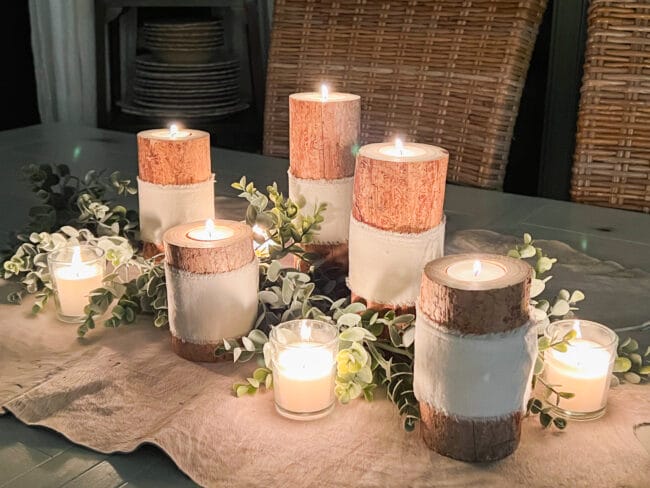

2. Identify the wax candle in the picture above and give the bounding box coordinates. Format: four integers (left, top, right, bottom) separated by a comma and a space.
446, 259, 507, 282
377, 138, 429, 158
270, 320, 338, 420
543, 320, 618, 420
48, 245, 105, 322
187, 219, 235, 241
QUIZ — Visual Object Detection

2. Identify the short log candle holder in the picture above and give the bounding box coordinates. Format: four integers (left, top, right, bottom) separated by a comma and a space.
348, 140, 448, 312
414, 253, 537, 462
163, 219, 259, 362
288, 87, 360, 270
138, 126, 215, 258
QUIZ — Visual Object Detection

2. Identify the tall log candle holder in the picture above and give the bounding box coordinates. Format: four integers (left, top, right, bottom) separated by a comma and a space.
288, 87, 360, 270
163, 219, 259, 362
348, 140, 448, 312
414, 254, 537, 462
138, 126, 215, 258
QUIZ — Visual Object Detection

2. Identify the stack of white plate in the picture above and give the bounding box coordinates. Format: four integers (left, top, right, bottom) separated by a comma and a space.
120, 19, 248, 118
143, 20, 224, 64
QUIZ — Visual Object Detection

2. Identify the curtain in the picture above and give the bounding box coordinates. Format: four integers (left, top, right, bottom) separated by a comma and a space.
28, 0, 96, 125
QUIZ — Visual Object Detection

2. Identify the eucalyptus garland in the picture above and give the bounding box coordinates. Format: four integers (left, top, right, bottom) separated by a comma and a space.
2, 164, 648, 433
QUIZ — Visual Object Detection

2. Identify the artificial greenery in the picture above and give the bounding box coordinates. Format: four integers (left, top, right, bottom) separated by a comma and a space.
612, 335, 650, 384
2, 164, 648, 433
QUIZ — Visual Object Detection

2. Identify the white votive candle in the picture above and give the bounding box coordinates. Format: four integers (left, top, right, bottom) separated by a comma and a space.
270, 320, 338, 420
542, 320, 617, 420
274, 344, 335, 414
48, 245, 105, 322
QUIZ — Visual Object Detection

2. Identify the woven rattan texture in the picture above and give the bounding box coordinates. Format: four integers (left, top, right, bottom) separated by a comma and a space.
572, 0, 650, 213
264, 0, 547, 190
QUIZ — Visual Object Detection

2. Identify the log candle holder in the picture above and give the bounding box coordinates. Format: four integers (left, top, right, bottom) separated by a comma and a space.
348, 140, 448, 312
288, 88, 360, 270
163, 219, 259, 362
138, 127, 215, 258
414, 253, 536, 462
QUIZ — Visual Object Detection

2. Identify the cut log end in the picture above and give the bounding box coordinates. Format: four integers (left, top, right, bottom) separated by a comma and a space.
171, 334, 231, 363
163, 220, 254, 274
295, 242, 349, 273
350, 292, 416, 317
352, 146, 448, 233
142, 242, 165, 260
420, 254, 532, 334
137, 129, 211, 185
419, 402, 522, 462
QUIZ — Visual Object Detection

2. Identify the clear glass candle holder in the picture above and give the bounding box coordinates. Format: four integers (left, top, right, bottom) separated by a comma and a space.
47, 245, 105, 323
269, 319, 338, 421
542, 319, 618, 421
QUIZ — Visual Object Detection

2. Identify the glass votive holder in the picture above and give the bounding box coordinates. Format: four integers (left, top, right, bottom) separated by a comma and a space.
47, 244, 105, 323
542, 319, 618, 421
269, 319, 338, 421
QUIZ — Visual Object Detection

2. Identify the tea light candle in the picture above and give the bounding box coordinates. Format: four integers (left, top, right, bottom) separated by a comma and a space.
446, 259, 507, 282
187, 219, 235, 241
543, 320, 618, 420
48, 245, 105, 322
270, 320, 338, 420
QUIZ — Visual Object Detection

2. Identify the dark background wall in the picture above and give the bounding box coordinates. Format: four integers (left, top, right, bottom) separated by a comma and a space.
1, 1, 588, 199
1, 2, 39, 130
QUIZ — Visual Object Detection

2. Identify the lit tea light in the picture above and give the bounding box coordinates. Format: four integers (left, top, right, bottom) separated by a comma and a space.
543, 319, 618, 420
270, 319, 338, 421
187, 219, 235, 241
446, 258, 507, 282
377, 137, 428, 158
47, 245, 105, 322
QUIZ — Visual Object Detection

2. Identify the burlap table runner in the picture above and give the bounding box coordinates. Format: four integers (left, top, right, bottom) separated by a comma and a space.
1, 227, 649, 487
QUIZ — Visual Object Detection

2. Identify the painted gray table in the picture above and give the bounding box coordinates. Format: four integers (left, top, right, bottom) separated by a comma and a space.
0, 124, 648, 487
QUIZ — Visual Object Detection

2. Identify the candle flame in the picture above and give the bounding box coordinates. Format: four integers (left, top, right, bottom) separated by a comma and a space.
573, 320, 583, 339
395, 137, 404, 156
71, 246, 82, 268
472, 260, 482, 277
204, 218, 216, 238
321, 84, 329, 101
300, 323, 312, 341
169, 123, 179, 138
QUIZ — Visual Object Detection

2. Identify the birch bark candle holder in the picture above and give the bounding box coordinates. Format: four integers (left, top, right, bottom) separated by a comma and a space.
138, 126, 215, 258
288, 87, 360, 270
348, 139, 448, 312
414, 254, 537, 462
163, 219, 259, 362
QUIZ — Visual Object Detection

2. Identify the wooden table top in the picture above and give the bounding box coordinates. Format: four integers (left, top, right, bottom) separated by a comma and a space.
0, 123, 648, 487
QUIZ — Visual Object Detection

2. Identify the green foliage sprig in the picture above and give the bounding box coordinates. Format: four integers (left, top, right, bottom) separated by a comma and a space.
19, 163, 138, 242
3, 226, 135, 313
232, 177, 325, 263
78, 257, 168, 337
612, 336, 650, 384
